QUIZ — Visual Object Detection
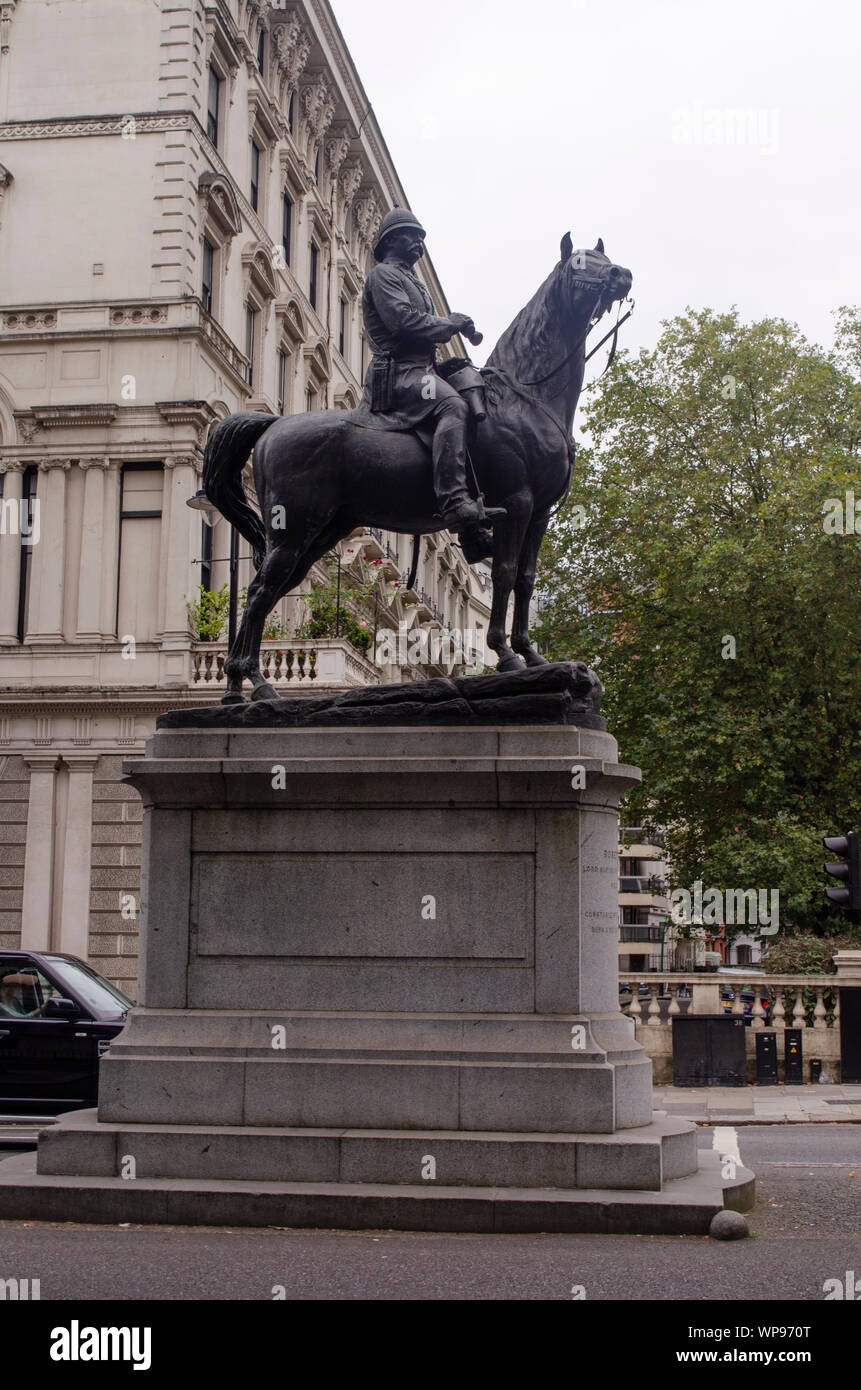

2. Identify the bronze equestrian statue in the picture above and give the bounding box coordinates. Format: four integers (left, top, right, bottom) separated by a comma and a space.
357, 207, 504, 564
203, 225, 632, 702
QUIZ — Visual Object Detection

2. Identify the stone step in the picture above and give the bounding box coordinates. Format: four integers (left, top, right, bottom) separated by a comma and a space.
98, 1053, 654, 1133
37, 1110, 698, 1191
0, 1148, 754, 1236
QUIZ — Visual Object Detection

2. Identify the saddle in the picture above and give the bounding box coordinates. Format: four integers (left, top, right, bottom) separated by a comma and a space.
435, 357, 487, 423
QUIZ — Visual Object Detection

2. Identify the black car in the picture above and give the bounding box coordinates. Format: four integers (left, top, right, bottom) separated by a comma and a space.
0, 951, 133, 1116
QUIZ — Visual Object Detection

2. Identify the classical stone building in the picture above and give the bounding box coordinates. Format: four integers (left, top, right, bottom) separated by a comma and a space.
0, 0, 491, 993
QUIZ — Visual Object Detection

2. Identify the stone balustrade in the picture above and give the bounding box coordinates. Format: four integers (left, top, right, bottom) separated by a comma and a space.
619, 973, 842, 1083
191, 637, 380, 691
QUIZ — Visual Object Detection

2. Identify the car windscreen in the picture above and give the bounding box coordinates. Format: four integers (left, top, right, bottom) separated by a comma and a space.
44, 958, 135, 1020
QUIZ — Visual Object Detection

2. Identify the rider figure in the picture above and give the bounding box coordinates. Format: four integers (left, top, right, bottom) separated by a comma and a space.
361, 208, 501, 562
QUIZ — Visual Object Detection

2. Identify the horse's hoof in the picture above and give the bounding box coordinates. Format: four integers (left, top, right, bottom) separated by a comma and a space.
522, 652, 550, 668
497, 655, 526, 673
250, 682, 279, 703
221, 692, 247, 706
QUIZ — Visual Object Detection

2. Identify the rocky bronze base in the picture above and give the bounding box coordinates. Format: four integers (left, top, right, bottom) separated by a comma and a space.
157, 660, 605, 730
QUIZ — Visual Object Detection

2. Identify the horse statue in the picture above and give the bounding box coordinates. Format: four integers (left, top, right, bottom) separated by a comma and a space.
202, 234, 633, 703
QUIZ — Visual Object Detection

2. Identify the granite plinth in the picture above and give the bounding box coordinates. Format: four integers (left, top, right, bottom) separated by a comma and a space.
31, 723, 752, 1229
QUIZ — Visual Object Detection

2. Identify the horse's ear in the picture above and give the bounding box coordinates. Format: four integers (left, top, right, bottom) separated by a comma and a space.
594, 237, 605, 254
560, 232, 573, 263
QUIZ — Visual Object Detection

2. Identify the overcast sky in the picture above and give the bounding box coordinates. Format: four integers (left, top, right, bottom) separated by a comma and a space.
333, 0, 860, 382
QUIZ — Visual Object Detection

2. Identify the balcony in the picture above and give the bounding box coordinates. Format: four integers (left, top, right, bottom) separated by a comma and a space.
191, 638, 379, 692
620, 926, 665, 942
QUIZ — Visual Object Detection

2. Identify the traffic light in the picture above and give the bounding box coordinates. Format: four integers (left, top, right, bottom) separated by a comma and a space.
823, 831, 861, 914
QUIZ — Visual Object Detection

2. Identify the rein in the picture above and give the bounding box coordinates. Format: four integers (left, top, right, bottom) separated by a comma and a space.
517, 273, 634, 388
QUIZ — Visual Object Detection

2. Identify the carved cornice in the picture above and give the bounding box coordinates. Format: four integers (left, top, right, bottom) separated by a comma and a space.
38, 457, 73, 472
340, 159, 364, 210
306, 0, 398, 206
353, 188, 381, 248
78, 456, 111, 471
272, 10, 312, 93
156, 400, 217, 448
0, 114, 191, 141
301, 70, 336, 149
248, 83, 281, 145
280, 143, 311, 197
325, 125, 352, 181
198, 170, 243, 241
163, 454, 199, 471
26, 404, 119, 430
0, 457, 25, 473
242, 242, 279, 301
274, 296, 307, 346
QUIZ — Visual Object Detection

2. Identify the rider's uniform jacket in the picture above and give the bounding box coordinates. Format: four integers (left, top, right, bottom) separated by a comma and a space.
357, 258, 458, 430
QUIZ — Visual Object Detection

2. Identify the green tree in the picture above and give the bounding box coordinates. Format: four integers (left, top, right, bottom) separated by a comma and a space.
536, 307, 861, 935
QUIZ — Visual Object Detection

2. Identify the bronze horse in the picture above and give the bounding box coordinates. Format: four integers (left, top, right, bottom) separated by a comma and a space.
203, 235, 632, 701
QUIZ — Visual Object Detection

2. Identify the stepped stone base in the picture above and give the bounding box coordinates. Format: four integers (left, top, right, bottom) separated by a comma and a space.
37, 1109, 698, 1192
92, 1009, 653, 1134
1, 1143, 754, 1235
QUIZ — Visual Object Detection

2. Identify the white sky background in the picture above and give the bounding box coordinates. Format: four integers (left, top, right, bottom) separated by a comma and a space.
332, 0, 860, 383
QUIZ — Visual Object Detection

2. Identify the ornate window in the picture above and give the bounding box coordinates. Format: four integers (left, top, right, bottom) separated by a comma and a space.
277, 349, 288, 415
117, 465, 163, 644
204, 11, 240, 157
309, 242, 319, 311
304, 341, 331, 413
250, 140, 261, 213
281, 191, 293, 267
207, 66, 221, 146
197, 173, 243, 323
242, 243, 278, 401
202, 238, 215, 315
274, 296, 306, 416
244, 304, 257, 387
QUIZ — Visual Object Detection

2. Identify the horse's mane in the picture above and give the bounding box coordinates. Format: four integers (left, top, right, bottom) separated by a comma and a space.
486, 267, 563, 384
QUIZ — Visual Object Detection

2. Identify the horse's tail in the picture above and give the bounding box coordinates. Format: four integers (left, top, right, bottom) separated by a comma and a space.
202, 412, 276, 569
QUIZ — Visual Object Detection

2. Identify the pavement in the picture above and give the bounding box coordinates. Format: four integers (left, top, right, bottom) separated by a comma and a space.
654, 1082, 861, 1124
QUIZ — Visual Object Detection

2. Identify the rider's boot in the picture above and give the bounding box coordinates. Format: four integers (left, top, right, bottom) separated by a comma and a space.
433, 398, 504, 559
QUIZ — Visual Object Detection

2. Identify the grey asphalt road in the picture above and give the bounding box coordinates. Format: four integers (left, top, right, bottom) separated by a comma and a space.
0, 1125, 857, 1301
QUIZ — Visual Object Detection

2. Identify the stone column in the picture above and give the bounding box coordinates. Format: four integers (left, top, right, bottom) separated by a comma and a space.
26, 458, 69, 642
76, 458, 109, 639
20, 753, 58, 951
0, 461, 23, 643
58, 755, 98, 962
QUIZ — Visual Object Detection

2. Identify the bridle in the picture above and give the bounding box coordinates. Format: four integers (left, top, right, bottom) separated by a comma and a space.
515, 267, 635, 389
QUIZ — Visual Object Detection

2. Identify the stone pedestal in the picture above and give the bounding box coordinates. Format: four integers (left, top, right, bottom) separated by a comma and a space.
14, 723, 754, 1232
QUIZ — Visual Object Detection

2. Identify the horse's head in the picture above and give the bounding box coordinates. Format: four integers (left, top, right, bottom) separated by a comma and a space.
556, 233, 633, 327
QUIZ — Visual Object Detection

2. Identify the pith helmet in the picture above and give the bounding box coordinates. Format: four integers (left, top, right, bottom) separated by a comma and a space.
373, 208, 427, 261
